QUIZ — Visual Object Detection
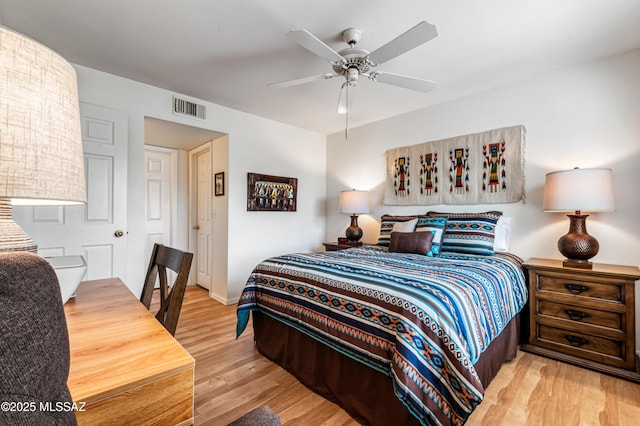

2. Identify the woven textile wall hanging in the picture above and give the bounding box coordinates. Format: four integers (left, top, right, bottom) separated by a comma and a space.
384, 125, 525, 205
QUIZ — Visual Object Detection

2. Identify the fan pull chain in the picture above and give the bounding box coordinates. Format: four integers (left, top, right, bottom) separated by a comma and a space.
344, 84, 349, 140
345, 109, 349, 140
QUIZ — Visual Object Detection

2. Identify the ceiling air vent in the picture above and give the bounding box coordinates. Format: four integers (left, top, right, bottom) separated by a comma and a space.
172, 96, 206, 120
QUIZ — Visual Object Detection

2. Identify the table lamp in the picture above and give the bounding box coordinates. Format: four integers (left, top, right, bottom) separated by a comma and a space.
339, 190, 369, 244
543, 167, 615, 269
0, 26, 86, 253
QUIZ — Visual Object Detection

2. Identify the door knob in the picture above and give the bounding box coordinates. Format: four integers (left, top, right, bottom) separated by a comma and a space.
114, 230, 125, 238
193, 225, 200, 230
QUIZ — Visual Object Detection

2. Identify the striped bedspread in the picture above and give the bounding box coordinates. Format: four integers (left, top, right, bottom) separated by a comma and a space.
236, 246, 527, 425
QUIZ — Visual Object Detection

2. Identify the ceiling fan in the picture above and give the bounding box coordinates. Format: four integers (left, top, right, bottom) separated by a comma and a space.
270, 21, 438, 123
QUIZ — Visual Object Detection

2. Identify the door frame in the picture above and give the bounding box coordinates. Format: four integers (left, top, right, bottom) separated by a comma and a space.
188, 141, 213, 289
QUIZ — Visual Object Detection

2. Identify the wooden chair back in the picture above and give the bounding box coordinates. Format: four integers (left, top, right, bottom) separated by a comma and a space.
140, 243, 193, 336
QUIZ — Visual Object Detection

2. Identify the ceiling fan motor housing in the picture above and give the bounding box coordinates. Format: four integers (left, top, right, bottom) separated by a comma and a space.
333, 48, 370, 78
333, 28, 371, 81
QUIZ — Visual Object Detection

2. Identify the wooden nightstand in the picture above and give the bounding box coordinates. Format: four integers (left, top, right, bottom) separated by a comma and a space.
323, 241, 366, 251
522, 257, 640, 382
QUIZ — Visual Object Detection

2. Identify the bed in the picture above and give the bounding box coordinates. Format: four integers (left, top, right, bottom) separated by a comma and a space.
236, 214, 527, 426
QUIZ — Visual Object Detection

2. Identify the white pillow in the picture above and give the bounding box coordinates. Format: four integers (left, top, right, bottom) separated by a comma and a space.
392, 218, 418, 233
493, 216, 511, 252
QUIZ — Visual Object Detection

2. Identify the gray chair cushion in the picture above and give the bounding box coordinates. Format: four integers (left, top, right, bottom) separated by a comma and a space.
228, 405, 281, 426
0, 252, 77, 425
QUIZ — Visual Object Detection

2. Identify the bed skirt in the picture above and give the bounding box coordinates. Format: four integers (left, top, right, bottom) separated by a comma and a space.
253, 311, 520, 426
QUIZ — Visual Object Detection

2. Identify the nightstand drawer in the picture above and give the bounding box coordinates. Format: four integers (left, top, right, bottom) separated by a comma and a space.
537, 324, 626, 365
537, 300, 623, 330
537, 274, 623, 302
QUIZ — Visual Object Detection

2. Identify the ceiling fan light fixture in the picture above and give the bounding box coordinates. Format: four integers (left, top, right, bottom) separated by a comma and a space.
345, 68, 359, 83
337, 82, 355, 114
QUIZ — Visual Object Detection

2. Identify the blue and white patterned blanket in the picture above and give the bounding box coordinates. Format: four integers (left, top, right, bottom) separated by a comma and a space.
237, 246, 527, 425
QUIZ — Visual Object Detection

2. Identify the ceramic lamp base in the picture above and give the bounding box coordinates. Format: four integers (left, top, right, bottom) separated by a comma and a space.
345, 214, 363, 243
0, 199, 37, 253
558, 214, 598, 269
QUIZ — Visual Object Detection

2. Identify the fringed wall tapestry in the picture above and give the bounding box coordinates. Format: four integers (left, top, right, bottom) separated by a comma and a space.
385, 125, 525, 205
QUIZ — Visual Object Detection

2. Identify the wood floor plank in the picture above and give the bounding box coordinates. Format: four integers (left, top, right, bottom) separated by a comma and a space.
172, 286, 640, 425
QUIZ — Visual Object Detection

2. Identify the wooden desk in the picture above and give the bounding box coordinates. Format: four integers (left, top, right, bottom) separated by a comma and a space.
64, 278, 195, 425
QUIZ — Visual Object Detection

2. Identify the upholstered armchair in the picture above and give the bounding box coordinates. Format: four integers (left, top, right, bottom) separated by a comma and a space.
0, 252, 77, 426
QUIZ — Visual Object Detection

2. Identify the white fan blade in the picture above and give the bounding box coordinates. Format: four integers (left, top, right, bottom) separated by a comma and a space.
269, 73, 338, 88
288, 29, 345, 63
337, 83, 355, 114
368, 21, 437, 66
369, 72, 436, 93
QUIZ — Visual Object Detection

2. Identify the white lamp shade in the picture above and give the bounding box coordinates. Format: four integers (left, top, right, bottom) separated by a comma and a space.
339, 190, 369, 215
543, 168, 615, 213
0, 26, 86, 205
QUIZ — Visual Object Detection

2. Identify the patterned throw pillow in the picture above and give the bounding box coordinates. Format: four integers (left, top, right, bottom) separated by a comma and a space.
377, 215, 420, 247
426, 211, 502, 256
415, 217, 448, 257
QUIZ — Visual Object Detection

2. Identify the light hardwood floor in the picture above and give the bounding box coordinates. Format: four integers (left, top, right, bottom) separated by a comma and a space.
174, 286, 640, 425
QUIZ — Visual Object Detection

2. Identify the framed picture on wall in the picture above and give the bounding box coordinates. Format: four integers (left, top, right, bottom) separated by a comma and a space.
214, 172, 224, 196
247, 172, 297, 212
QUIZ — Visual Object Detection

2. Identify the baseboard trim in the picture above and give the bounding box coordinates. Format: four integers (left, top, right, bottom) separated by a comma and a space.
208, 290, 239, 306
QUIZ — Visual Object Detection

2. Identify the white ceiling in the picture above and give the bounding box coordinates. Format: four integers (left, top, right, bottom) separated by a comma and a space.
2, 0, 640, 136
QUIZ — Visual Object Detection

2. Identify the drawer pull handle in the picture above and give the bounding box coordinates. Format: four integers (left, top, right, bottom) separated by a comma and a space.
565, 309, 588, 321
565, 283, 588, 294
565, 335, 588, 347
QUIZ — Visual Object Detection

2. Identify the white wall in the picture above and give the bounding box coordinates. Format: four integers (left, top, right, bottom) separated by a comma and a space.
327, 49, 640, 266
326, 48, 640, 341
74, 65, 326, 301
211, 135, 229, 302
226, 119, 327, 302
175, 149, 190, 253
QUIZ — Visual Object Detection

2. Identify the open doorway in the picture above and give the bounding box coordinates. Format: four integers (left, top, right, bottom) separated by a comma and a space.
144, 117, 225, 288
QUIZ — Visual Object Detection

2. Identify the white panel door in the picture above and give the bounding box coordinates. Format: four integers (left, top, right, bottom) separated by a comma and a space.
191, 144, 212, 289
144, 146, 176, 261
15, 103, 128, 281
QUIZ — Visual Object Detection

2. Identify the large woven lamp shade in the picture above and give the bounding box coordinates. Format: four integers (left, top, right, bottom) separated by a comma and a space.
0, 26, 86, 252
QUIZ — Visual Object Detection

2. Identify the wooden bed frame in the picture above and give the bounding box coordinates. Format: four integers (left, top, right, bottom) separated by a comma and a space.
253, 311, 521, 425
